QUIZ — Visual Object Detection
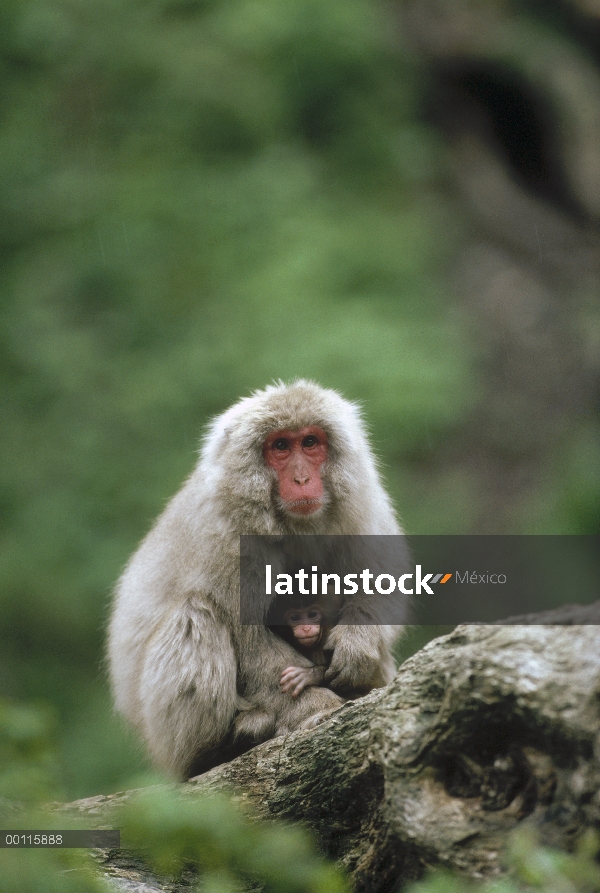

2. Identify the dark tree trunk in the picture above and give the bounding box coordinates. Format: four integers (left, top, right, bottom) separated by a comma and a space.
394, 0, 600, 533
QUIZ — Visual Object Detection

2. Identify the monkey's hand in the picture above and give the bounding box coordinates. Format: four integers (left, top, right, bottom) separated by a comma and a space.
280, 666, 324, 698
323, 625, 383, 693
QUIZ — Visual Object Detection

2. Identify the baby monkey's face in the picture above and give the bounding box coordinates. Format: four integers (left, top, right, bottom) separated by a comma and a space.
284, 605, 323, 648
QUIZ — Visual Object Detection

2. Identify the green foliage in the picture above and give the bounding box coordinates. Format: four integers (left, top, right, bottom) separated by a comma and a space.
118, 787, 348, 893
0, 698, 61, 802
0, 845, 108, 893
405, 828, 600, 893
1, 0, 596, 804
0, 0, 473, 798
0, 701, 108, 892
0, 701, 346, 893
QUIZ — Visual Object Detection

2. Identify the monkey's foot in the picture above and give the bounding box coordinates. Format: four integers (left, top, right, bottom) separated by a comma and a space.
274, 683, 344, 736
297, 706, 341, 730
233, 707, 276, 744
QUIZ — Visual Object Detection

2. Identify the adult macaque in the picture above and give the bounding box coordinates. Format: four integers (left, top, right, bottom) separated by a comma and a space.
108, 381, 405, 779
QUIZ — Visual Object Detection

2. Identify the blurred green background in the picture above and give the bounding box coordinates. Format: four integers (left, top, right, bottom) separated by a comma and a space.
1, 0, 599, 800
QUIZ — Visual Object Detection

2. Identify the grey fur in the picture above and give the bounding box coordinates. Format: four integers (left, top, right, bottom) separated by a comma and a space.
108, 380, 404, 778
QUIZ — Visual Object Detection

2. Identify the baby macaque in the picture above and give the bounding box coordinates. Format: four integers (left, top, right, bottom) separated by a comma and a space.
279, 602, 330, 697
275, 586, 340, 698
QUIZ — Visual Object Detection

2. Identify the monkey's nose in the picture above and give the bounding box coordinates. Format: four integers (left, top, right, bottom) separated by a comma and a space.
291, 462, 310, 485
290, 454, 311, 485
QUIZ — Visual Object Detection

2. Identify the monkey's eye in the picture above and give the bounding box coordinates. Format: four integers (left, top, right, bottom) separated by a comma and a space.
307, 609, 321, 621
288, 613, 301, 624
302, 435, 319, 448
272, 438, 290, 452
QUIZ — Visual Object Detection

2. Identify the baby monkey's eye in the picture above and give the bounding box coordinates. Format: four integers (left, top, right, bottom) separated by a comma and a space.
307, 610, 321, 621
288, 613, 301, 623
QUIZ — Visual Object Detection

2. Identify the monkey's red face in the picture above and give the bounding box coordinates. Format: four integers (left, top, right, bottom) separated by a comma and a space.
263, 426, 328, 516
284, 605, 323, 648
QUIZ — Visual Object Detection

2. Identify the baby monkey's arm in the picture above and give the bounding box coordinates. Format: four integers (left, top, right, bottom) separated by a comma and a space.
280, 665, 326, 698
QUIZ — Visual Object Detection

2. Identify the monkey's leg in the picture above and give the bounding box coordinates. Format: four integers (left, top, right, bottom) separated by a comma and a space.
138, 594, 237, 778
234, 626, 343, 744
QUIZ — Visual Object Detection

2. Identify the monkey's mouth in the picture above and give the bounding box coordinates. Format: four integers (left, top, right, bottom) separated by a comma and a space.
296, 634, 320, 646
285, 498, 324, 516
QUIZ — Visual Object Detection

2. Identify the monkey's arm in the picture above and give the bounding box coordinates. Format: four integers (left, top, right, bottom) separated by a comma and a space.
123, 593, 238, 779
280, 665, 325, 697
322, 624, 398, 694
